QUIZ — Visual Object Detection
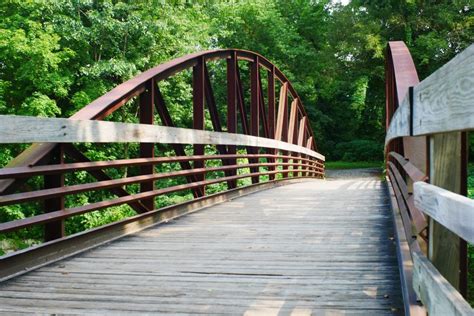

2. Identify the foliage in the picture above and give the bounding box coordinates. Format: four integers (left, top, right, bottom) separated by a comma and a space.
330, 139, 383, 162
325, 161, 383, 170
468, 163, 474, 306
0, 1, 472, 260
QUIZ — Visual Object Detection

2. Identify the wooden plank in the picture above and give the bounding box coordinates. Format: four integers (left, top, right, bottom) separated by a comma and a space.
384, 92, 410, 146
412, 44, 474, 136
0, 115, 325, 161
0, 178, 308, 281
386, 177, 426, 316
428, 132, 464, 291
412, 251, 473, 316
385, 44, 474, 146
0, 177, 403, 314
414, 181, 474, 243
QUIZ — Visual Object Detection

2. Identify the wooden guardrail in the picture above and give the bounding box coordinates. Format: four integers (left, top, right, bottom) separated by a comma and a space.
385, 42, 474, 316
0, 49, 325, 274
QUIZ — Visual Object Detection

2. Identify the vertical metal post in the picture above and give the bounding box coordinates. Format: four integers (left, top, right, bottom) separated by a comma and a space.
268, 67, 276, 180
193, 57, 206, 193
298, 116, 307, 177
227, 52, 238, 188
204, 63, 235, 189
139, 80, 155, 210
288, 99, 298, 177
44, 144, 65, 241
250, 56, 260, 184
276, 82, 289, 178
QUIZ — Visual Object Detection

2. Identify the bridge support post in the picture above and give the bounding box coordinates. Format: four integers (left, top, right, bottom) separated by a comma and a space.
44, 144, 65, 241
250, 56, 260, 184
193, 56, 206, 194
139, 80, 155, 211
226, 53, 238, 188
267, 67, 276, 180
276, 83, 289, 178
298, 116, 307, 177
428, 132, 468, 296
288, 99, 299, 177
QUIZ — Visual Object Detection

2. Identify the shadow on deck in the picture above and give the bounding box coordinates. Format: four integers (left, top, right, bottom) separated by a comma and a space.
0, 173, 403, 315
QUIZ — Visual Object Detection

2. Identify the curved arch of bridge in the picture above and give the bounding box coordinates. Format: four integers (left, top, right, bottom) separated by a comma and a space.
0, 49, 325, 244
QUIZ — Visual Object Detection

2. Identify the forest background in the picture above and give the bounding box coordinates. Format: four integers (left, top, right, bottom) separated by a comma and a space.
0, 0, 473, 293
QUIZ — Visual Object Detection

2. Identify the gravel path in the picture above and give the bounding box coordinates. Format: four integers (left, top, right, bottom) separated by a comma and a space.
325, 167, 382, 179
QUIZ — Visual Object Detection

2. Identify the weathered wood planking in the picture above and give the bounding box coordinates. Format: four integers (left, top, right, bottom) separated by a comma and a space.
385, 44, 474, 146
412, 251, 474, 316
0, 115, 324, 161
412, 44, 474, 136
386, 176, 426, 316
0, 177, 403, 314
428, 132, 464, 291
414, 181, 474, 244
385, 92, 410, 145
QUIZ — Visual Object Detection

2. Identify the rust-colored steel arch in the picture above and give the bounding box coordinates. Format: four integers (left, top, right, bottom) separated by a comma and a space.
385, 41, 426, 173
0, 49, 317, 192
0, 49, 324, 242
385, 41, 427, 316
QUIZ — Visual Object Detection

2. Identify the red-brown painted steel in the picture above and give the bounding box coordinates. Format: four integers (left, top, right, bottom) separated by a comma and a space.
139, 80, 155, 210
0, 49, 323, 243
154, 86, 204, 198
43, 145, 65, 241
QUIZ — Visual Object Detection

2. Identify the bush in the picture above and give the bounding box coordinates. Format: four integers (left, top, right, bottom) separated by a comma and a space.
332, 139, 383, 162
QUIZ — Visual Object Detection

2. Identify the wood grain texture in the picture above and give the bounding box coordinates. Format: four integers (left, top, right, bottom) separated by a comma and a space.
385, 91, 410, 146
385, 44, 474, 146
386, 176, 426, 316
428, 132, 463, 290
0, 115, 324, 161
414, 182, 474, 244
412, 251, 473, 316
412, 44, 474, 136
0, 177, 403, 314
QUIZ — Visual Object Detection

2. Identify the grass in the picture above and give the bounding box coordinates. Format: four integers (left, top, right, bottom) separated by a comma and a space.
325, 161, 383, 170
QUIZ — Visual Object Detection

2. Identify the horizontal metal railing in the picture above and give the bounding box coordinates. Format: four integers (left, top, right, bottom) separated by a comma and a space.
0, 49, 325, 257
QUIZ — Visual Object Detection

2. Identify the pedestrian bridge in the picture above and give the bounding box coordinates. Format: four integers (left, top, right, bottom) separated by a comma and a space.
0, 42, 473, 315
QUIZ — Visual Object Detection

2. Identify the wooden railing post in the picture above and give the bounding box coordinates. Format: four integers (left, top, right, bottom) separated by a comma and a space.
139, 80, 155, 211
428, 132, 468, 294
44, 144, 65, 241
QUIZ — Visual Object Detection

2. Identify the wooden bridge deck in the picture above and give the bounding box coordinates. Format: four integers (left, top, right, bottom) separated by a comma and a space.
0, 174, 403, 315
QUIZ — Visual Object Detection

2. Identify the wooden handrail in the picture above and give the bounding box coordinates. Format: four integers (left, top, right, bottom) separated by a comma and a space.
0, 48, 325, 247
0, 115, 324, 160
385, 44, 474, 146
0, 154, 323, 179
385, 42, 474, 316
414, 182, 474, 244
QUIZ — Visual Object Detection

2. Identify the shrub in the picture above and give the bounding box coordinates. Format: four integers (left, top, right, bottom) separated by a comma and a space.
333, 139, 383, 162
